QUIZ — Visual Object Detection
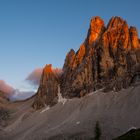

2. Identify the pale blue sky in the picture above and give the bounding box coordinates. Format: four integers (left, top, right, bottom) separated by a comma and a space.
0, 0, 139, 91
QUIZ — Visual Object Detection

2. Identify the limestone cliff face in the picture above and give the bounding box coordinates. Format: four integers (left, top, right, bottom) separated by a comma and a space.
32, 64, 59, 109
33, 16, 140, 109
61, 16, 140, 97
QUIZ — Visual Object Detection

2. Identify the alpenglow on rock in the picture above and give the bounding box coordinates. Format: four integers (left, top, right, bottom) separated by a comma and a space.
33, 16, 140, 109
32, 64, 59, 109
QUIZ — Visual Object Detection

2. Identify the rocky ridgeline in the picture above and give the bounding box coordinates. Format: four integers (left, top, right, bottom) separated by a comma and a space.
33, 16, 140, 109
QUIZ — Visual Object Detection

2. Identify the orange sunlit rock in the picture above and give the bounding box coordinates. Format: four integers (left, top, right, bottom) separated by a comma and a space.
129, 26, 139, 49
87, 16, 105, 45
61, 16, 140, 98
73, 44, 86, 68
77, 44, 86, 61
63, 49, 75, 72
106, 16, 129, 50
44, 64, 53, 74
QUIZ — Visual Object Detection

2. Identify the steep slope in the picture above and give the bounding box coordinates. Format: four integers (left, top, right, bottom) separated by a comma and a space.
0, 90, 35, 138
113, 129, 140, 140
0, 96, 35, 139
1, 83, 140, 140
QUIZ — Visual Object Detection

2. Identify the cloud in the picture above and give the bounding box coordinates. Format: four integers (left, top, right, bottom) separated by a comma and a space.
0, 80, 14, 94
26, 68, 43, 87
0, 67, 62, 101
0, 68, 41, 100
26, 67, 63, 87
10, 89, 35, 101
0, 80, 35, 101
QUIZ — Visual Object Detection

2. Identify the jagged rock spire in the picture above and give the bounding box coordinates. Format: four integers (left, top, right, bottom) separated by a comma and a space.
32, 64, 59, 109
32, 16, 140, 109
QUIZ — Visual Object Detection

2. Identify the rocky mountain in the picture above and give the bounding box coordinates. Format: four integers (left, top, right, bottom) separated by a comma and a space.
0, 16, 140, 140
33, 16, 140, 109
61, 16, 140, 96
32, 64, 59, 109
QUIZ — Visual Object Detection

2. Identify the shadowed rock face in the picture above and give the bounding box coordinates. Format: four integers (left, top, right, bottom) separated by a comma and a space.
33, 16, 140, 108
113, 129, 140, 140
32, 64, 59, 109
60, 16, 140, 97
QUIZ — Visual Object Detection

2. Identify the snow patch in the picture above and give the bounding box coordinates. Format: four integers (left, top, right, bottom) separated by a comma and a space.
40, 106, 50, 114
58, 85, 67, 105
87, 88, 104, 96
76, 121, 80, 125
128, 126, 137, 131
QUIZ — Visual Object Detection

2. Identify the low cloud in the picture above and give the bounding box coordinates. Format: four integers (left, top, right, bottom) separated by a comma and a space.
26, 67, 63, 87
0, 80, 14, 94
0, 67, 62, 101
26, 68, 43, 87
10, 89, 35, 101
0, 80, 35, 101
0, 68, 41, 100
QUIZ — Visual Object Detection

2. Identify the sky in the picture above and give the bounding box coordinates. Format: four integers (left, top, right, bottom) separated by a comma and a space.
0, 0, 140, 98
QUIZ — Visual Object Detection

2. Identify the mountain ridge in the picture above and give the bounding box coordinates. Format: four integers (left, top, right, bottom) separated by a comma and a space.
33, 16, 140, 109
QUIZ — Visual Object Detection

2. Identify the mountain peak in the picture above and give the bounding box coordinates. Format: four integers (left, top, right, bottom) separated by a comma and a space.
86, 16, 105, 45
32, 64, 59, 109
43, 64, 53, 74
107, 16, 126, 28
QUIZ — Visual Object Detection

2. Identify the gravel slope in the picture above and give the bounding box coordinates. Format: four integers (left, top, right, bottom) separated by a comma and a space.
0, 84, 140, 140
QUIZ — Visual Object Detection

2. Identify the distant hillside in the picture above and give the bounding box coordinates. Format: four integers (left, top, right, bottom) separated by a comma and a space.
0, 90, 9, 106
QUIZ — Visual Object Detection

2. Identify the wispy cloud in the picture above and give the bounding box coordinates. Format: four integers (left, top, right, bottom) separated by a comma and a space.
0, 79, 35, 101
10, 89, 35, 101
26, 67, 63, 87
0, 68, 41, 100
26, 68, 43, 87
